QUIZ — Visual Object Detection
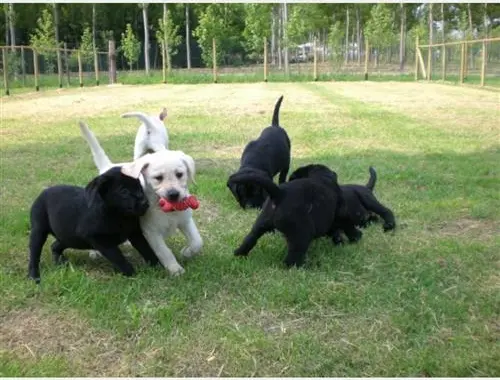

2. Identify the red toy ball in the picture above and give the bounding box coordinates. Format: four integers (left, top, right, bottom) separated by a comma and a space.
159, 195, 200, 212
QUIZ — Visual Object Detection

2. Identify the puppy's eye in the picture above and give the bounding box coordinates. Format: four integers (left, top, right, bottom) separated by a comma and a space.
175, 172, 183, 179
154, 175, 164, 182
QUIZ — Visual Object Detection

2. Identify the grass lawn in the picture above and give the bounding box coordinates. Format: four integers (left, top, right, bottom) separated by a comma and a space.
0, 81, 498, 377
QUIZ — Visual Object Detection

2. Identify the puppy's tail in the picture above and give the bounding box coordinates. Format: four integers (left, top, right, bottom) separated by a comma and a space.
121, 111, 161, 135
366, 166, 377, 191
229, 173, 283, 204
271, 95, 284, 127
78, 121, 113, 174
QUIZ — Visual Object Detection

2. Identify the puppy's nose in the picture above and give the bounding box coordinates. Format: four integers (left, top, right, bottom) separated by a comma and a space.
166, 189, 180, 202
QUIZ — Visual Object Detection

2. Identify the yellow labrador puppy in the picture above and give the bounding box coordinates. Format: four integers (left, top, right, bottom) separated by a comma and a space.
78, 121, 202, 275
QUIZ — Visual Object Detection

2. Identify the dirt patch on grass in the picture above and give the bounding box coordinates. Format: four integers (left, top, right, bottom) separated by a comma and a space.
314, 82, 500, 134
433, 217, 498, 239
0, 307, 137, 376
1, 83, 334, 125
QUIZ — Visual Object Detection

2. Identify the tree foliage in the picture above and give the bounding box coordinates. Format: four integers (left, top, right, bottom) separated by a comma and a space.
364, 4, 397, 48
29, 7, 60, 73
120, 23, 141, 70
156, 6, 182, 69
242, 4, 271, 57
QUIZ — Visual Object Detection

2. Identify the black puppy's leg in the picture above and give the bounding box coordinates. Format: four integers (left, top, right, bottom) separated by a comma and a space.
234, 221, 274, 257
283, 234, 312, 267
91, 243, 136, 277
235, 200, 275, 256
51, 240, 68, 265
330, 229, 345, 246
361, 194, 396, 232
28, 228, 49, 283
343, 225, 363, 243
128, 232, 159, 266
278, 166, 289, 184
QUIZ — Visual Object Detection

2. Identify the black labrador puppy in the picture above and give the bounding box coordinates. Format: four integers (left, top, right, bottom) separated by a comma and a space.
28, 164, 159, 283
230, 166, 354, 267
227, 95, 291, 209
289, 165, 396, 245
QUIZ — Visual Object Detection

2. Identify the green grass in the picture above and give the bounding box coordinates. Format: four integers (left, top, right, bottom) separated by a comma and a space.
0, 82, 499, 376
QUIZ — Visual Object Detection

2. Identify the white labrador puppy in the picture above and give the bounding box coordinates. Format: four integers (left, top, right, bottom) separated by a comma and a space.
79, 121, 202, 275
122, 108, 169, 160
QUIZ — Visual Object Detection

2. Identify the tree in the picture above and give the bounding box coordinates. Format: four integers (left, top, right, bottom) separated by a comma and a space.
156, 3, 181, 71
30, 8, 60, 73
193, 4, 245, 67
242, 4, 272, 59
79, 26, 94, 65
140, 3, 150, 74
185, 4, 191, 69
121, 23, 141, 71
364, 4, 397, 66
8, 3, 15, 49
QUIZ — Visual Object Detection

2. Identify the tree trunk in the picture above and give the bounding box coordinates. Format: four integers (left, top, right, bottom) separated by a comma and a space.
185, 4, 191, 69
283, 2, 289, 75
92, 3, 97, 50
441, 3, 445, 42
399, 3, 406, 71
356, 6, 361, 65
271, 5, 276, 65
483, 3, 488, 38
163, 3, 171, 72
53, 4, 62, 80
468, 3, 473, 68
428, 2, 433, 73
8, 3, 15, 50
278, 4, 282, 70
345, 6, 349, 64
4, 6, 8, 46
142, 4, 150, 74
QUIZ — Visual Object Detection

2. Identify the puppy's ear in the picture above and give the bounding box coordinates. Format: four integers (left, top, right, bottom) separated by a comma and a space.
159, 108, 167, 121
84, 174, 109, 209
121, 155, 151, 179
181, 153, 196, 184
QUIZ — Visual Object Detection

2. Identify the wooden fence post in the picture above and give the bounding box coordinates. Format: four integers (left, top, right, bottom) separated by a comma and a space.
263, 37, 268, 82
414, 36, 419, 80
313, 38, 318, 81
212, 38, 217, 83
2, 48, 9, 96
427, 42, 432, 81
77, 50, 83, 87
464, 43, 468, 79
480, 40, 486, 87
459, 42, 465, 84
93, 48, 99, 86
64, 42, 70, 86
33, 49, 39, 91
364, 39, 369, 80
108, 40, 117, 85
56, 46, 63, 88
20, 46, 26, 86
441, 43, 446, 81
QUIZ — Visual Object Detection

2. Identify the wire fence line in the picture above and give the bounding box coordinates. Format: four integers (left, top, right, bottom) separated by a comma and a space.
1, 36, 499, 95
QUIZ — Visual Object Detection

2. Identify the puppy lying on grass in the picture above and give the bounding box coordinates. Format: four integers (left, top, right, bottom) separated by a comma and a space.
231, 166, 353, 267
289, 165, 396, 245
28, 163, 159, 283
227, 95, 291, 209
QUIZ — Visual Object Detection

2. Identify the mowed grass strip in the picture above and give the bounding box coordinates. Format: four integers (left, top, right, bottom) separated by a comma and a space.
0, 82, 498, 377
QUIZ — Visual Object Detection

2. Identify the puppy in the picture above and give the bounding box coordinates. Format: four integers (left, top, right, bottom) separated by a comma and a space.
230, 167, 353, 267
227, 95, 291, 209
121, 108, 169, 159
79, 121, 202, 276
28, 163, 159, 283
289, 165, 396, 245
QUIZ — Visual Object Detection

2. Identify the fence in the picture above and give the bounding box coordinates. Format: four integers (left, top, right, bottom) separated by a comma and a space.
2, 36, 500, 95
415, 36, 500, 87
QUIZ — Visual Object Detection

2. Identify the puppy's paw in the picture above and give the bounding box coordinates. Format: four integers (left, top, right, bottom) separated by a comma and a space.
234, 247, 249, 257
89, 250, 102, 260
348, 229, 363, 243
383, 222, 396, 232
332, 236, 344, 246
167, 263, 185, 276
53, 255, 68, 266
181, 245, 201, 259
